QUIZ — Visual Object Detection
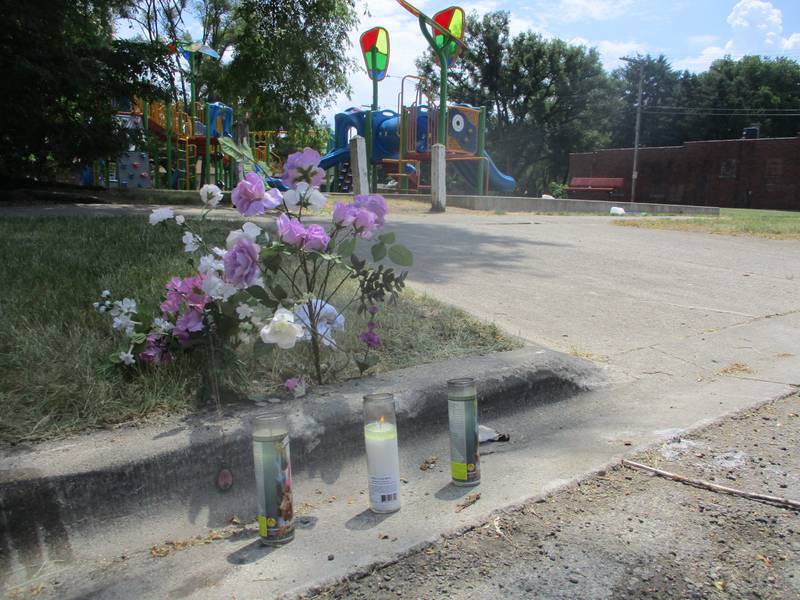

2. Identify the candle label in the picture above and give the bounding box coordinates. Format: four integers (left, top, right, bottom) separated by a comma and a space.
369, 474, 400, 507
448, 395, 480, 485
254, 434, 294, 543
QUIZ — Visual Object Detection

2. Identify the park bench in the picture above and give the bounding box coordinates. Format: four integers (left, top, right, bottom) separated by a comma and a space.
566, 177, 624, 200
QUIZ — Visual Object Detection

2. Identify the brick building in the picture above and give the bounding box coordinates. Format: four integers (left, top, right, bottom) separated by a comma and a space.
568, 134, 800, 210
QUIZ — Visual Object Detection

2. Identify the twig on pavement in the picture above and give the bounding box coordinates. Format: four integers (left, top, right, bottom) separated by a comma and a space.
621, 459, 800, 511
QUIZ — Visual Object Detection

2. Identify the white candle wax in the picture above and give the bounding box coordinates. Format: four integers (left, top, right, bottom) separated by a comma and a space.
364, 420, 401, 513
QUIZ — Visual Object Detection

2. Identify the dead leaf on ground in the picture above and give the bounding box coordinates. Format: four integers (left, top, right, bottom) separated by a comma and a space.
756, 554, 772, 566
419, 456, 438, 471
716, 362, 754, 376
455, 493, 481, 513
713, 580, 726, 591
150, 527, 237, 558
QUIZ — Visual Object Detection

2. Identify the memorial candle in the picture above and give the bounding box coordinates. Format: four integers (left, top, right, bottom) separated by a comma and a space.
363, 393, 401, 513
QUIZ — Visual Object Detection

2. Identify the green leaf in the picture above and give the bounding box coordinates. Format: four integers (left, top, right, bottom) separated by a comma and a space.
378, 232, 396, 245
338, 237, 356, 258
130, 332, 147, 345
247, 285, 278, 308
269, 283, 288, 301
371, 242, 387, 262
355, 353, 380, 374
388, 244, 413, 266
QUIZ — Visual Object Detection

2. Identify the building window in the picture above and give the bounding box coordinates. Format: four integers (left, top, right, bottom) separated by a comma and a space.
719, 158, 737, 179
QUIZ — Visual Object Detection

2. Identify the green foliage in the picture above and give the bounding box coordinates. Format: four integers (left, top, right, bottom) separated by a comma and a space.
0, 0, 170, 179
418, 11, 611, 195
221, 0, 357, 131
548, 181, 567, 198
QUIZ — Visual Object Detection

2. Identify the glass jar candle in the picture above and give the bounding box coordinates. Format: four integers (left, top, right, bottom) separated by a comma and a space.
363, 393, 401, 513
252, 411, 294, 545
447, 378, 480, 487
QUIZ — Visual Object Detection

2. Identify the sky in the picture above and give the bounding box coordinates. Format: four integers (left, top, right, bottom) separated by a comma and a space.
325, 0, 800, 124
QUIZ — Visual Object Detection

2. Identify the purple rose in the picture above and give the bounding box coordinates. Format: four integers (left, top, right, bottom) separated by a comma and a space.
303, 224, 331, 252
174, 308, 205, 344
277, 213, 306, 247
232, 173, 267, 216
282, 147, 324, 189
353, 207, 378, 239
223, 237, 261, 288
332, 202, 357, 226
354, 194, 388, 226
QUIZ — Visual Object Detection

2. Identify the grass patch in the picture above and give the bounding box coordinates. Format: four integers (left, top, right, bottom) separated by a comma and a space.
0, 216, 520, 443
613, 208, 800, 240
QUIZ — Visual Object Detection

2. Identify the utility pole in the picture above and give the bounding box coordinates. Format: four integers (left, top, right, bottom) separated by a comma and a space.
620, 56, 644, 203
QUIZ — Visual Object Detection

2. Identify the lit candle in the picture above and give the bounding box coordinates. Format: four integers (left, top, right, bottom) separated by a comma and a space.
363, 393, 401, 513
252, 411, 295, 545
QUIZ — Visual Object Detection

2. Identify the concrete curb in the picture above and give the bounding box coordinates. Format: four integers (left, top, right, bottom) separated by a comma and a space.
0, 347, 602, 550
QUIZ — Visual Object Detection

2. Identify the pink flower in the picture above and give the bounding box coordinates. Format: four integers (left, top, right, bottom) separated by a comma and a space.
354, 208, 378, 239
332, 202, 358, 227
223, 237, 261, 288
303, 224, 330, 252
282, 147, 324, 189
232, 173, 267, 216
161, 275, 208, 314
285, 377, 300, 392
277, 213, 306, 247
354, 194, 388, 226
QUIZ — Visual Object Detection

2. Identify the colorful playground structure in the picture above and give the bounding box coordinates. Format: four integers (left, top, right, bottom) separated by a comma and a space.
320, 2, 516, 195
89, 4, 515, 197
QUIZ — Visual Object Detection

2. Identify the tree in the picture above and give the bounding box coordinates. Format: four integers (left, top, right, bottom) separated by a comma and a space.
214, 0, 357, 131
0, 0, 169, 180
120, 0, 358, 133
417, 11, 611, 194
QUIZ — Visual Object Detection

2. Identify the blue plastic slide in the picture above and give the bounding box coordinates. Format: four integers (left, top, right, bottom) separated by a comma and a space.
319, 105, 515, 193
453, 150, 517, 193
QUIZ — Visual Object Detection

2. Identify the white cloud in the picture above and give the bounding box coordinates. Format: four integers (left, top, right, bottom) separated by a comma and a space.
672, 0, 800, 73
570, 38, 647, 70
673, 44, 729, 71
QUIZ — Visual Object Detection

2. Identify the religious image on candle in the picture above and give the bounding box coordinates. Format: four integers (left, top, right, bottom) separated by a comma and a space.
363, 394, 401, 513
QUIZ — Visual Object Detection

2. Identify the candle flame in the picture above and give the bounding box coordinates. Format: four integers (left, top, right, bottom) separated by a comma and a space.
379, 415, 385, 426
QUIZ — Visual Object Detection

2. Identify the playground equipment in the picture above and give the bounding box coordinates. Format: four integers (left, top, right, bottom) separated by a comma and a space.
319, 2, 515, 195
87, 40, 238, 190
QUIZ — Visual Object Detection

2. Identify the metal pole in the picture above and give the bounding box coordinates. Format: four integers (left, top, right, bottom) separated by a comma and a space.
631, 62, 644, 203
166, 100, 173, 189
621, 56, 645, 204
370, 48, 379, 193
477, 106, 486, 194
190, 52, 197, 120
205, 105, 212, 185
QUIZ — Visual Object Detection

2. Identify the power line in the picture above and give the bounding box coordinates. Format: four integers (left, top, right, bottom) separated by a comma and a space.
643, 110, 800, 117
650, 105, 800, 113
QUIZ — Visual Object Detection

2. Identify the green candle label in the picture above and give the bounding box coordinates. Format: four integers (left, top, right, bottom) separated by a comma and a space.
448, 395, 480, 485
